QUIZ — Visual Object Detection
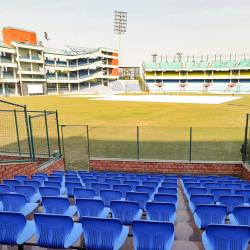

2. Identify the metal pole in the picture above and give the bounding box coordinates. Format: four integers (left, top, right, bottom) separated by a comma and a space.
86, 125, 90, 160
28, 116, 35, 161
137, 126, 140, 160
189, 127, 192, 162
44, 110, 51, 157
14, 109, 21, 155
24, 105, 33, 161
60, 125, 66, 170
243, 113, 249, 163
56, 110, 62, 156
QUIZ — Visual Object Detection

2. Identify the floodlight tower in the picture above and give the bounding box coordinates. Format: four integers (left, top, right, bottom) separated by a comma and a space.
114, 10, 127, 66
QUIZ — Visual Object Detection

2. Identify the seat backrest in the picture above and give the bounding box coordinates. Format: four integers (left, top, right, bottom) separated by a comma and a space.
153, 194, 177, 204
39, 187, 61, 197
23, 180, 41, 191
234, 189, 250, 202
244, 184, 250, 189
190, 194, 214, 207
0, 193, 26, 212
126, 192, 150, 209
0, 212, 27, 245
224, 183, 242, 190
141, 181, 159, 188
0, 184, 10, 194
14, 175, 28, 183
74, 188, 95, 199
3, 180, 22, 191
184, 183, 201, 189
15, 185, 36, 202
91, 183, 110, 196
146, 177, 161, 182
158, 187, 177, 195
47, 176, 62, 183
32, 175, 46, 183
210, 188, 231, 201
34, 213, 74, 248
132, 220, 174, 250
195, 205, 227, 228
232, 207, 250, 226
110, 200, 140, 225
113, 184, 132, 197
52, 171, 64, 176
100, 189, 122, 206
219, 195, 244, 213
65, 177, 81, 183
44, 181, 61, 188
123, 181, 140, 189
146, 202, 176, 222
81, 178, 97, 188
65, 182, 83, 196
187, 187, 207, 196
105, 179, 121, 186
81, 217, 123, 250
161, 182, 177, 188
42, 197, 70, 214
203, 183, 222, 190
76, 198, 105, 217
205, 224, 250, 250
135, 186, 155, 195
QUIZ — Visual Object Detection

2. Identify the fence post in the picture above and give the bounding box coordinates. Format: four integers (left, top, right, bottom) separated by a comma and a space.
86, 125, 90, 160
24, 105, 33, 161
55, 110, 62, 157
44, 110, 51, 157
243, 113, 249, 163
189, 127, 192, 162
60, 125, 66, 170
137, 126, 140, 160
28, 116, 35, 161
14, 109, 21, 155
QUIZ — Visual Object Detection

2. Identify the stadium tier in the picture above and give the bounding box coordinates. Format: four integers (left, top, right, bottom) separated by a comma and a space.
0, 27, 119, 96
143, 56, 250, 93
0, 171, 250, 249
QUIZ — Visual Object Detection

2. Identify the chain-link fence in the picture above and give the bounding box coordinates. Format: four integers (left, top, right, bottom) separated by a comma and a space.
0, 99, 61, 163
61, 125, 245, 169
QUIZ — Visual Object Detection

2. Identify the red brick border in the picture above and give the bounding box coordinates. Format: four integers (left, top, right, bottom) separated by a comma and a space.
90, 159, 250, 180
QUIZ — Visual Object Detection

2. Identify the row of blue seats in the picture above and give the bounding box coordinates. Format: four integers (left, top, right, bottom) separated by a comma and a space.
182, 176, 250, 250
0, 212, 175, 250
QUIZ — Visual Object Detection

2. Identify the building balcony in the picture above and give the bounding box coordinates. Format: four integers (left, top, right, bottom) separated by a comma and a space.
17, 56, 44, 63
18, 70, 46, 75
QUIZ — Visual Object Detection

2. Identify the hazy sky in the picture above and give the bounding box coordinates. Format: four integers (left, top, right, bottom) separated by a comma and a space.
1, 0, 250, 66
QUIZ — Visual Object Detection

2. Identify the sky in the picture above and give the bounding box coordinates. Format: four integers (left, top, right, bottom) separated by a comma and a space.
1, 0, 250, 66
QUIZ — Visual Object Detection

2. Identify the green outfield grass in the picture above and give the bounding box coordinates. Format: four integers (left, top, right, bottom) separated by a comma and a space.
1, 93, 249, 168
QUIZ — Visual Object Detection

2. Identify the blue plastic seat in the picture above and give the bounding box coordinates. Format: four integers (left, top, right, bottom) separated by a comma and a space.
100, 189, 122, 207
44, 181, 66, 194
203, 182, 222, 192
161, 182, 177, 188
23, 180, 41, 192
91, 183, 110, 196
52, 170, 64, 175
218, 195, 244, 213
186, 187, 207, 199
0, 184, 11, 194
135, 186, 155, 197
132, 220, 174, 250
158, 187, 177, 195
113, 184, 132, 197
210, 188, 231, 202
65, 182, 83, 196
202, 224, 250, 250
39, 186, 62, 197
0, 212, 36, 246
15, 185, 41, 203
81, 178, 97, 188
34, 213, 82, 248
81, 217, 128, 250
146, 177, 161, 182
142, 181, 159, 189
126, 192, 150, 210
42, 197, 77, 216
224, 183, 242, 190
105, 179, 121, 186
123, 181, 140, 190
14, 175, 29, 184
146, 202, 176, 223
31, 175, 46, 184
48, 176, 63, 183
193, 204, 227, 229
234, 189, 250, 203
110, 200, 142, 225
189, 194, 214, 213
243, 184, 250, 189
65, 177, 81, 183
35, 173, 48, 179
154, 194, 178, 207
0, 193, 38, 216
76, 198, 110, 218
3, 179, 22, 192
74, 187, 96, 199
229, 206, 250, 226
